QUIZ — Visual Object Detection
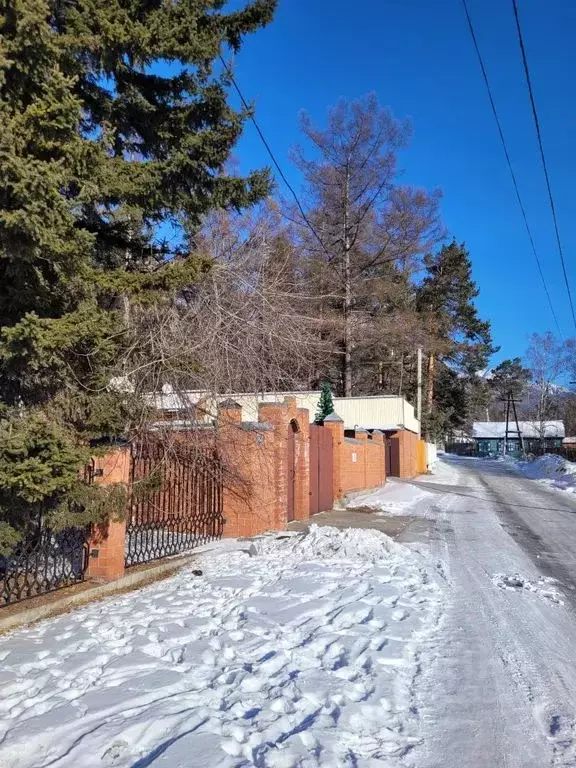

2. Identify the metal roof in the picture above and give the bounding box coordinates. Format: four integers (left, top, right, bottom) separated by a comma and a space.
472, 421, 565, 439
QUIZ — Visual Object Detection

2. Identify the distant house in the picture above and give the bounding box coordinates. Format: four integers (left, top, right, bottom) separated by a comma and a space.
472, 420, 565, 456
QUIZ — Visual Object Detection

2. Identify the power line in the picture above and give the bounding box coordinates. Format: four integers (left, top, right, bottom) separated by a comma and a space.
218, 56, 330, 257
510, 0, 576, 332
461, 0, 562, 337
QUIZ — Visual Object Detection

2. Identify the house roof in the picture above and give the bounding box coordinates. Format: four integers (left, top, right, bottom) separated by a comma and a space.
472, 421, 565, 439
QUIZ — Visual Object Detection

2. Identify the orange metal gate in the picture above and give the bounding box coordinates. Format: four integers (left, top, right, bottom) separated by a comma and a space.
309, 424, 334, 516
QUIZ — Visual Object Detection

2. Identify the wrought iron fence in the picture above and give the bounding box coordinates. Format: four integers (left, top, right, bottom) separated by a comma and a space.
125, 439, 224, 567
0, 517, 89, 606
0, 463, 93, 607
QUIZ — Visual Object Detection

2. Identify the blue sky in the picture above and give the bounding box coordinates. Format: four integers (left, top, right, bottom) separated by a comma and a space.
227, 0, 576, 364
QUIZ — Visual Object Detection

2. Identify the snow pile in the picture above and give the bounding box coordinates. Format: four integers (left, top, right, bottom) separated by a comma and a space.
511, 454, 576, 494
493, 572, 564, 604
257, 523, 401, 562
0, 526, 444, 768
347, 482, 435, 517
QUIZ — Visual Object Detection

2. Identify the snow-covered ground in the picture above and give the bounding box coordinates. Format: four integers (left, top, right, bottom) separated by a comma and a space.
406, 456, 576, 768
347, 482, 436, 517
0, 525, 444, 768
506, 454, 576, 495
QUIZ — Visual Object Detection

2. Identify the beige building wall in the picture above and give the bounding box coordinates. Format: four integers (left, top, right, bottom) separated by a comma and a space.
153, 388, 420, 434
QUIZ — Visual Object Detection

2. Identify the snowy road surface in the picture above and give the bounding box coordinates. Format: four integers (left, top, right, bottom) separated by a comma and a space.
408, 456, 576, 768
2, 457, 576, 768
0, 526, 443, 768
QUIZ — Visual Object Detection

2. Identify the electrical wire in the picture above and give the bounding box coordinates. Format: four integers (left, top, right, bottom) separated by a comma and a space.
511, 0, 576, 331
461, 0, 562, 337
219, 56, 330, 257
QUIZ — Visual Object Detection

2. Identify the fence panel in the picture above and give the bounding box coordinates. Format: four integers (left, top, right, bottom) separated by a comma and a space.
126, 439, 224, 567
0, 517, 89, 606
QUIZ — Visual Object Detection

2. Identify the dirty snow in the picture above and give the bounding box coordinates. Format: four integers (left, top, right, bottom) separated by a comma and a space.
492, 573, 564, 604
346, 482, 435, 517
0, 525, 444, 768
508, 454, 576, 495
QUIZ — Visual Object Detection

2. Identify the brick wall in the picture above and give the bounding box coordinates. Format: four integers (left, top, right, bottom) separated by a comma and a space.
324, 417, 386, 500
220, 397, 310, 538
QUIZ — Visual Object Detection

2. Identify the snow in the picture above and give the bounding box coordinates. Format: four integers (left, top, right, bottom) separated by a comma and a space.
0, 525, 444, 768
408, 456, 576, 768
507, 453, 576, 494
472, 420, 565, 439
346, 481, 436, 517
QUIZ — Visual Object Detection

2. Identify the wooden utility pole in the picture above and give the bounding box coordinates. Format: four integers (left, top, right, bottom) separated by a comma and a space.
502, 391, 525, 457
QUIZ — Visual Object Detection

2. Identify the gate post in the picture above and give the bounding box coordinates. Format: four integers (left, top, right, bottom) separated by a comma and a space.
87, 447, 130, 582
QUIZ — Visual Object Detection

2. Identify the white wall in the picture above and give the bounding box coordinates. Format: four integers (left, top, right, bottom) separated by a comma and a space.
153, 388, 421, 434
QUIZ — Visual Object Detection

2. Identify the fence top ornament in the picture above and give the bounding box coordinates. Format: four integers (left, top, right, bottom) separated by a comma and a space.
323, 412, 344, 423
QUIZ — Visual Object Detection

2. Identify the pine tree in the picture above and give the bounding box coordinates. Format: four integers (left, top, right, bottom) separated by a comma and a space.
490, 358, 531, 403
314, 383, 335, 424
0, 0, 276, 546
417, 241, 497, 438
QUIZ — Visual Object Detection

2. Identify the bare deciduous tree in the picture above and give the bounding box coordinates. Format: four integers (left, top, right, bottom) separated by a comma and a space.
289, 93, 443, 396
525, 332, 568, 447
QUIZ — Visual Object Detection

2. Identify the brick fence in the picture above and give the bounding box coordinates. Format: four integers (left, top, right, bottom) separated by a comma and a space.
86, 397, 424, 582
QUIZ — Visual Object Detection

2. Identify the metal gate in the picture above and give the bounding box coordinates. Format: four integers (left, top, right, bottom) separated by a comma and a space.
386, 435, 400, 477
287, 422, 297, 522
125, 439, 224, 567
309, 424, 334, 516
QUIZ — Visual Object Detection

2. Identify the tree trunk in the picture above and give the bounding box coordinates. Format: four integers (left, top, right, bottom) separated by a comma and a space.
343, 165, 352, 397
427, 352, 435, 413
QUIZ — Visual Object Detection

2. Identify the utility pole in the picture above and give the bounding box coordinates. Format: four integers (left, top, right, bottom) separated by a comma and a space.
417, 347, 423, 438
502, 391, 525, 457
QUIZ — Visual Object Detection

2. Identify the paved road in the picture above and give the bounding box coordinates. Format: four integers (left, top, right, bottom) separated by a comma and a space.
407, 457, 576, 768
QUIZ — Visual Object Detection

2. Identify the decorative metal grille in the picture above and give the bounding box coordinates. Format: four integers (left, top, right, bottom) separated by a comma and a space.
0, 518, 89, 606
125, 439, 224, 567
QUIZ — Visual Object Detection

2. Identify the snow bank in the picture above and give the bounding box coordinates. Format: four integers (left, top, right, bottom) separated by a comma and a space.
0, 525, 444, 768
257, 524, 401, 561
509, 454, 576, 494
347, 481, 435, 517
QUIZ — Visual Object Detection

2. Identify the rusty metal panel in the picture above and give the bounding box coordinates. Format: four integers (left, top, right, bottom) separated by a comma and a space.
309, 425, 320, 516
388, 437, 400, 477
287, 422, 296, 522
309, 425, 334, 516
318, 427, 333, 513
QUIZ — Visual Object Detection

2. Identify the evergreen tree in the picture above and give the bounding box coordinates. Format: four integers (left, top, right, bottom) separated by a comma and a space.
490, 358, 531, 403
0, 0, 276, 546
314, 382, 335, 424
417, 241, 497, 438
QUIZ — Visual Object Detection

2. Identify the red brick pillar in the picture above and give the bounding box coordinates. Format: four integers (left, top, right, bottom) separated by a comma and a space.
258, 401, 290, 528
323, 413, 344, 504
87, 447, 131, 581
218, 399, 243, 428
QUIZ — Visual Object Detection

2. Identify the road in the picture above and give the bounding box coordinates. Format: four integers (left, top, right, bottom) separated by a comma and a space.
407, 457, 576, 768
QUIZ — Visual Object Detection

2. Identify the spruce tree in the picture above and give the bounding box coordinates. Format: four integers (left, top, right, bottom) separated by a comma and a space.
314, 382, 335, 424
0, 0, 276, 546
